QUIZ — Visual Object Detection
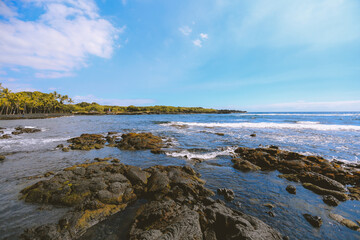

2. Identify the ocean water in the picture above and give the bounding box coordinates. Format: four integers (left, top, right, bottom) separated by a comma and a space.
0, 112, 360, 239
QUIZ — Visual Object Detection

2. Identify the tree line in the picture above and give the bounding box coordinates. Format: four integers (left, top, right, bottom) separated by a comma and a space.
0, 83, 73, 115
0, 83, 219, 115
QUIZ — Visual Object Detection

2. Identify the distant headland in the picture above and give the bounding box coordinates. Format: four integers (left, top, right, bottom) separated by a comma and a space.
0, 84, 246, 120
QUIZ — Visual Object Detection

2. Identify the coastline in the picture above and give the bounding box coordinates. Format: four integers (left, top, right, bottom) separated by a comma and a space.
1, 113, 359, 239
0, 110, 246, 120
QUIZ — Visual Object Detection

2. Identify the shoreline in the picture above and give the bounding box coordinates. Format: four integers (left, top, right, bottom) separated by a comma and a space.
0, 110, 246, 120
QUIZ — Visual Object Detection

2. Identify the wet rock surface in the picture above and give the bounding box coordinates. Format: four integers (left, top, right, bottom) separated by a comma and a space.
232, 158, 261, 172
12, 127, 41, 135
0, 134, 11, 139
303, 214, 323, 228
131, 198, 283, 240
285, 185, 296, 194
232, 147, 360, 201
67, 134, 107, 150
64, 132, 165, 152
217, 188, 235, 201
117, 132, 163, 150
20, 162, 283, 240
323, 195, 340, 206
329, 213, 360, 231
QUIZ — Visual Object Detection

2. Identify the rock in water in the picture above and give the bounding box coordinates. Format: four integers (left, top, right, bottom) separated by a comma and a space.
117, 132, 163, 150
0, 155, 5, 161
285, 185, 296, 194
323, 195, 340, 206
20, 162, 284, 240
67, 134, 106, 150
232, 158, 261, 171
232, 146, 360, 202
12, 127, 41, 135
303, 214, 323, 228
217, 188, 235, 201
0, 134, 12, 139
329, 213, 360, 231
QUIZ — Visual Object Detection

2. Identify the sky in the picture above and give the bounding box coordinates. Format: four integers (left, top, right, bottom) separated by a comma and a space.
0, 0, 360, 111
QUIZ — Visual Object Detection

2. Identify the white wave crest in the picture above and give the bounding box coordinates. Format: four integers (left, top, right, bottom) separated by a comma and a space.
0, 137, 69, 147
295, 121, 320, 124
239, 113, 360, 117
163, 121, 360, 131
165, 146, 236, 160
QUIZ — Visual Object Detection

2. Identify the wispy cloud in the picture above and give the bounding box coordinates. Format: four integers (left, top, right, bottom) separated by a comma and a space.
200, 33, 208, 39
0, 0, 121, 73
35, 72, 74, 79
0, 1, 17, 18
73, 95, 155, 106
1, 82, 38, 92
179, 26, 192, 36
193, 39, 202, 47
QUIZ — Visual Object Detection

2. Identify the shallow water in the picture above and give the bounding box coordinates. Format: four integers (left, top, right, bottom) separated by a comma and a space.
0, 113, 360, 239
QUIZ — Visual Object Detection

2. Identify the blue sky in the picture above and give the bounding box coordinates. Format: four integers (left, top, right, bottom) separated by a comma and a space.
0, 0, 360, 111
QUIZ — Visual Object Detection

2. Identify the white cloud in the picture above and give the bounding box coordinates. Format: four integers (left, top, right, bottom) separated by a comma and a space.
193, 39, 202, 47
10, 68, 20, 72
0, 1, 17, 18
0, 77, 16, 82
200, 33, 208, 39
35, 71, 74, 79
122, 0, 127, 6
1, 82, 38, 92
0, 0, 121, 72
247, 100, 360, 111
73, 95, 155, 106
179, 26, 192, 36
0, 70, 6, 75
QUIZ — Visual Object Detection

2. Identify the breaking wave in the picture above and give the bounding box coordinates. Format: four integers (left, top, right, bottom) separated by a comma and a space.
163, 121, 360, 131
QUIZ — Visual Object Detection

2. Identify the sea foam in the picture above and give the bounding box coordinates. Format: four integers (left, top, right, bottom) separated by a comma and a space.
163, 121, 360, 131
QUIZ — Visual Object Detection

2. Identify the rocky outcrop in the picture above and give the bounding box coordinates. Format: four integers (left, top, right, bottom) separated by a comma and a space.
285, 185, 296, 194
323, 195, 340, 206
117, 133, 163, 150
63, 132, 165, 152
130, 199, 203, 240
0, 134, 12, 139
329, 213, 360, 231
232, 158, 261, 171
232, 147, 360, 202
130, 198, 283, 240
217, 188, 235, 201
303, 214, 322, 228
12, 127, 41, 135
67, 134, 106, 150
199, 200, 283, 240
20, 162, 283, 240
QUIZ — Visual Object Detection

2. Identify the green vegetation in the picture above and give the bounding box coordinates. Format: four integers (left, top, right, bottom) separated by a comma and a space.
0, 83, 73, 114
1, 83, 242, 115
72, 102, 218, 114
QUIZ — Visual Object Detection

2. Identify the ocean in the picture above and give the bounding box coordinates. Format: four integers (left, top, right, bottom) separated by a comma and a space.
0, 112, 359, 239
